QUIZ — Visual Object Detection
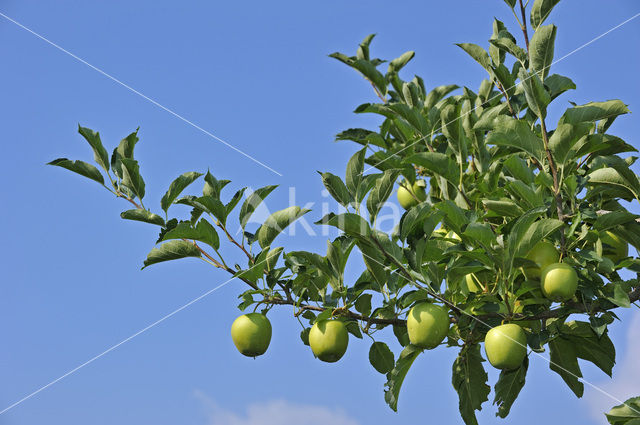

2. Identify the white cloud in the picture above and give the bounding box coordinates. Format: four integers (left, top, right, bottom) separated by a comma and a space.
587, 311, 640, 424
194, 390, 361, 425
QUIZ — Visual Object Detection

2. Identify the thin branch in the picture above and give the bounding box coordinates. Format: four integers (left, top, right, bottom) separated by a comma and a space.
368, 79, 387, 103
187, 239, 260, 291
518, 0, 530, 52
218, 223, 254, 263
496, 81, 517, 117
540, 117, 566, 253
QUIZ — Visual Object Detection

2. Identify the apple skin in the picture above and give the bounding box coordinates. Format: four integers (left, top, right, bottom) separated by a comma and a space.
524, 241, 559, 278
407, 303, 450, 349
397, 181, 427, 210
309, 320, 349, 363
540, 263, 578, 302
484, 324, 527, 370
231, 313, 272, 357
601, 231, 628, 263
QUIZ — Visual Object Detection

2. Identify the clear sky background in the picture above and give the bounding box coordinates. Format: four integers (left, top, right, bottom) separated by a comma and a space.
1, 1, 639, 424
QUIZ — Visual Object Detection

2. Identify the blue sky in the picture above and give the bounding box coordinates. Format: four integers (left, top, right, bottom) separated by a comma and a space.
1, 1, 639, 424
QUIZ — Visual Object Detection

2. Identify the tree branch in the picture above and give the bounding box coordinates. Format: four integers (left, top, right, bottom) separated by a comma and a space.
518, 0, 530, 52
218, 223, 254, 263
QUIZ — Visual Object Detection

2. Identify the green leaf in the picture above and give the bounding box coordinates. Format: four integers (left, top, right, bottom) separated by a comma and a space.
400, 204, 442, 241
549, 123, 593, 167
160, 172, 203, 213
160, 219, 219, 250
494, 357, 528, 418
354, 293, 372, 316
529, 24, 556, 79
256, 206, 311, 249
425, 84, 460, 109
194, 195, 228, 224
407, 152, 460, 186
503, 0, 516, 8
463, 222, 495, 248
486, 116, 545, 163
369, 341, 395, 374
473, 103, 510, 131
606, 396, 640, 424
120, 158, 145, 200
388, 51, 415, 73
606, 283, 631, 308
544, 74, 576, 100
367, 169, 399, 223
569, 331, 616, 377
120, 209, 165, 226
357, 240, 388, 287
346, 148, 366, 198
530, 0, 561, 30
316, 213, 371, 239
456, 43, 492, 73
225, 187, 247, 215
77, 125, 110, 172
489, 36, 528, 64
594, 211, 640, 231
588, 167, 640, 200
451, 344, 491, 425
513, 218, 564, 259
203, 171, 230, 199
111, 129, 139, 179
142, 240, 201, 269
47, 158, 104, 185
519, 68, 550, 119
561, 100, 630, 124
239, 185, 278, 228
483, 199, 524, 217
384, 345, 421, 411
320, 172, 352, 208
548, 337, 584, 397
236, 248, 277, 283
352, 59, 387, 95
504, 206, 547, 269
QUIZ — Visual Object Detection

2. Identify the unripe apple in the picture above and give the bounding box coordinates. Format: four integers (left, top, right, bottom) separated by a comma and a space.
524, 241, 559, 278
540, 263, 578, 302
397, 180, 426, 210
484, 323, 527, 370
231, 313, 272, 357
309, 320, 349, 362
601, 231, 628, 263
406, 303, 450, 349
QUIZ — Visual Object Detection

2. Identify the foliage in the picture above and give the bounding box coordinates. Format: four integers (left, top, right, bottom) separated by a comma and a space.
49, 0, 640, 422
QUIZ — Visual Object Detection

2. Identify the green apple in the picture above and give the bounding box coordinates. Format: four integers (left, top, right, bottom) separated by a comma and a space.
406, 303, 450, 349
601, 231, 628, 263
540, 263, 578, 302
309, 320, 349, 362
231, 313, 272, 357
484, 323, 527, 370
524, 241, 559, 278
397, 180, 427, 210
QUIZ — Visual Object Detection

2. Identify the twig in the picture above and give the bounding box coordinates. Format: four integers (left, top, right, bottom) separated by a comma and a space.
518, 0, 530, 52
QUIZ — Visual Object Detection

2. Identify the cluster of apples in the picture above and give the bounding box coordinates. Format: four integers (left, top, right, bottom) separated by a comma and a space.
229, 184, 629, 369
397, 180, 629, 370
230, 313, 349, 362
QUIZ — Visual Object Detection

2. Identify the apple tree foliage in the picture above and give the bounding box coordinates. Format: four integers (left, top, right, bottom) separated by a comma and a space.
49, 0, 640, 422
